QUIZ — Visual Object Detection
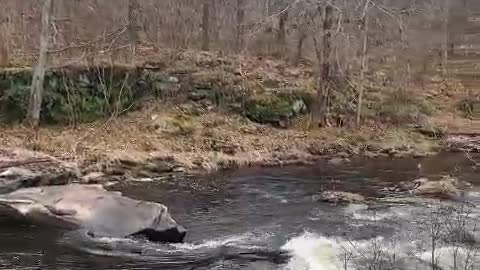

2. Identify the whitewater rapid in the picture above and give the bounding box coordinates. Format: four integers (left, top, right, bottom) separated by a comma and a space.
69, 198, 478, 270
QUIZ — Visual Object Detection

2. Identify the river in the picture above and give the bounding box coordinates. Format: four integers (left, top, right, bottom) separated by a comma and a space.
0, 153, 478, 270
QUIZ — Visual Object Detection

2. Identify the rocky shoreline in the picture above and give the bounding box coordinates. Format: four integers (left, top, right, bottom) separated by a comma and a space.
0, 129, 464, 190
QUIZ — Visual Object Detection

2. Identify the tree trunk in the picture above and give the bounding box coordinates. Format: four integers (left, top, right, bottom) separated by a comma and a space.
235, 0, 246, 52
0, 28, 8, 67
317, 1, 334, 125
442, 0, 450, 75
264, 0, 270, 18
277, 10, 288, 55
128, 0, 141, 46
201, 0, 212, 51
28, 0, 53, 128
356, 0, 370, 126
294, 30, 307, 66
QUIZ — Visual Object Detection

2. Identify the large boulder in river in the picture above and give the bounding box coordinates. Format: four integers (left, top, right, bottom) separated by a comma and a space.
0, 184, 186, 243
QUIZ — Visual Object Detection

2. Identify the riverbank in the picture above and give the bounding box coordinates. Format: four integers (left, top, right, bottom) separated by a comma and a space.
0, 110, 440, 181
0, 51, 475, 180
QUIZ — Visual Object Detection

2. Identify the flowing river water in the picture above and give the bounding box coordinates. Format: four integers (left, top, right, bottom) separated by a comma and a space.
0, 153, 479, 270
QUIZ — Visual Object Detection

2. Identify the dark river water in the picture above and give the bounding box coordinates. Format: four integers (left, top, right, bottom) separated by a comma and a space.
0, 153, 479, 270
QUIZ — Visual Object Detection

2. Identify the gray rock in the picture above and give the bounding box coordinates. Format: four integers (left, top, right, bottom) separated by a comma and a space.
413, 125, 446, 139
0, 167, 72, 194
0, 184, 186, 243
366, 144, 382, 152
152, 76, 180, 93
336, 152, 350, 159
328, 158, 347, 165
328, 157, 350, 166
188, 89, 210, 101
313, 191, 366, 204
387, 176, 472, 200
80, 172, 108, 184
413, 176, 466, 199
0, 167, 35, 178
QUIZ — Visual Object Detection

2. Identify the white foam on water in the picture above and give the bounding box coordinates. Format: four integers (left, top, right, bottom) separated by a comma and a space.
171, 235, 251, 251
167, 231, 273, 252
281, 232, 344, 270
280, 232, 411, 270
78, 247, 142, 258
346, 204, 412, 222
259, 190, 289, 203
350, 209, 406, 221
93, 236, 139, 244
344, 204, 368, 213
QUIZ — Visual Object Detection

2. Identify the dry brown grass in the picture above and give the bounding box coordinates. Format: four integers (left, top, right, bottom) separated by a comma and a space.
0, 100, 441, 173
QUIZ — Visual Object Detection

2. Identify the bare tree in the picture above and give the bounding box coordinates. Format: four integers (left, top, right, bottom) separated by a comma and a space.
442, 0, 450, 75
295, 28, 307, 66
235, 0, 246, 52
28, 0, 54, 128
316, 1, 335, 125
0, 28, 8, 67
277, 4, 289, 55
201, 0, 212, 51
356, 0, 371, 126
128, 0, 141, 51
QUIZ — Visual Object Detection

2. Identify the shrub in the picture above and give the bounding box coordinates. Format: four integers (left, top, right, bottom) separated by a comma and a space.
375, 89, 435, 124
245, 93, 307, 127
0, 67, 150, 125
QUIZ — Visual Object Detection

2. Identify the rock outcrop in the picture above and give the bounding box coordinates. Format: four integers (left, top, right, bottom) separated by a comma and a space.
0, 148, 82, 194
0, 184, 186, 243
0, 167, 77, 194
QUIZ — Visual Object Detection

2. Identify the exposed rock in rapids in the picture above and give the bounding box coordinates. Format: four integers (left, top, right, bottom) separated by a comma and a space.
313, 191, 366, 204
0, 184, 186, 243
386, 176, 472, 200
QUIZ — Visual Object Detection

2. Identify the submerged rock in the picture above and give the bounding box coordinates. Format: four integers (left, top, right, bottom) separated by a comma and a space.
0, 184, 186, 243
313, 191, 366, 204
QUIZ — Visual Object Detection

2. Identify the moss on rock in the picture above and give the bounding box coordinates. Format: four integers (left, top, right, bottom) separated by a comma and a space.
0, 66, 176, 124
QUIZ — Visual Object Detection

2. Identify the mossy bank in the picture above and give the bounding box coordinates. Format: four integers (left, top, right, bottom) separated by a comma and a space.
0, 53, 458, 178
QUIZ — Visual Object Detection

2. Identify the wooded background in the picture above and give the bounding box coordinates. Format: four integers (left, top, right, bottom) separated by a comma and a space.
2, 0, 480, 126
1, 0, 478, 68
